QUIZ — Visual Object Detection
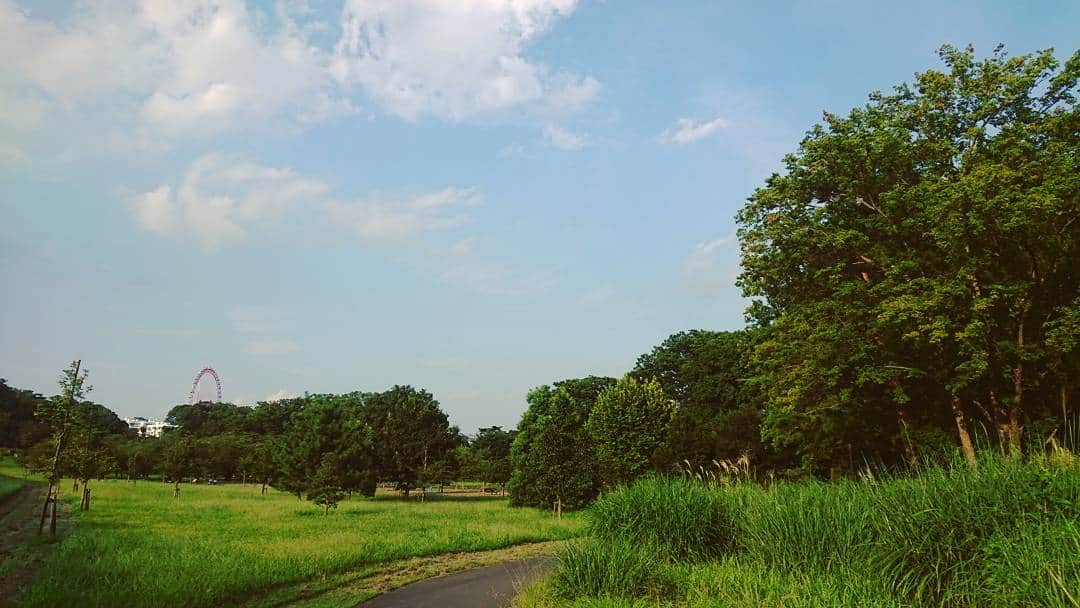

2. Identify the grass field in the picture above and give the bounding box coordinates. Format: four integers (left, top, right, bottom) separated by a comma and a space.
0, 459, 581, 608
518, 453, 1080, 608
0, 476, 22, 503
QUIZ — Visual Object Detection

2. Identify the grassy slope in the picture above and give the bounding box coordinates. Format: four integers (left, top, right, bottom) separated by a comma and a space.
17, 477, 581, 608
520, 455, 1080, 608
0, 477, 22, 503
0, 458, 32, 502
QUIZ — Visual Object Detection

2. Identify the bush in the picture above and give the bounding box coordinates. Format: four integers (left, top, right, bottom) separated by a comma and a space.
587, 476, 744, 561
551, 538, 671, 599
740, 478, 872, 573
545, 454, 1080, 607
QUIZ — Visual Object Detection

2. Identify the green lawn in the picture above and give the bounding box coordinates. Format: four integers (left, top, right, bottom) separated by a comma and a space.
16, 476, 582, 608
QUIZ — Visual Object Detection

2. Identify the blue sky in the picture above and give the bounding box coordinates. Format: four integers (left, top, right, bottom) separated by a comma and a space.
2, 0, 1077, 432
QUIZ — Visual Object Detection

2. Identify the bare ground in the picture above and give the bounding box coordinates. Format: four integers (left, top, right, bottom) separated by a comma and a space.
0, 482, 69, 608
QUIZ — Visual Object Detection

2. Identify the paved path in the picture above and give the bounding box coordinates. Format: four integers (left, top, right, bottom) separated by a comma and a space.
358, 556, 555, 608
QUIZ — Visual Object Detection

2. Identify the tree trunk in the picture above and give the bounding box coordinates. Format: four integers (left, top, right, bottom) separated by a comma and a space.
987, 388, 1009, 449
37, 484, 53, 535
49, 491, 57, 536
952, 395, 977, 467
1062, 384, 1069, 422
40, 359, 80, 536
1007, 304, 1030, 456
895, 405, 917, 466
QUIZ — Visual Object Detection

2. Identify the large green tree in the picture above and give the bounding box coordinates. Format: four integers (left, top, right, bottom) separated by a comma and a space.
737, 45, 1080, 470
361, 386, 459, 495
509, 376, 614, 508
634, 330, 767, 469
587, 375, 673, 487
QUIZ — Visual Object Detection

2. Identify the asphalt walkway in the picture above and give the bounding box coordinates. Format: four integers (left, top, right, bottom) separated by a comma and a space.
358, 556, 555, 608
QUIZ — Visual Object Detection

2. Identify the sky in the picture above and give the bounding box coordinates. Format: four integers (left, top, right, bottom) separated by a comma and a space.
2, 0, 1077, 432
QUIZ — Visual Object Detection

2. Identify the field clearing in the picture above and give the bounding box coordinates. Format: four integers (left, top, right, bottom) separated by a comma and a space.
7, 468, 581, 608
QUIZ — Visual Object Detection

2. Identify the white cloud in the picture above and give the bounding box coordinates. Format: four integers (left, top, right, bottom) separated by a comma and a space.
332, 0, 598, 120
263, 389, 294, 402
244, 340, 300, 356
324, 187, 482, 242
685, 234, 736, 274
543, 124, 588, 150
133, 154, 481, 249
132, 153, 329, 249
659, 116, 731, 145
0, 0, 351, 138
579, 285, 614, 306
440, 261, 559, 297
447, 237, 477, 257
684, 234, 740, 295
231, 307, 300, 356
497, 143, 527, 159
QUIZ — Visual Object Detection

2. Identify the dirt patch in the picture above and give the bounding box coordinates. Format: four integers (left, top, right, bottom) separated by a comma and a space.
0, 482, 70, 607
241, 540, 567, 608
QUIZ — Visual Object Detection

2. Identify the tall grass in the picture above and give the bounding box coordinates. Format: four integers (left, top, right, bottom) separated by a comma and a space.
587, 477, 745, 560
547, 453, 1080, 606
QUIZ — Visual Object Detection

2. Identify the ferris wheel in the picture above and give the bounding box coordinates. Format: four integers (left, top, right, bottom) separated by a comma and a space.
189, 366, 222, 404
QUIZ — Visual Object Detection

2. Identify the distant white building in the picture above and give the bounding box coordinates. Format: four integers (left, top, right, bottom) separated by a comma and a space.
125, 416, 174, 438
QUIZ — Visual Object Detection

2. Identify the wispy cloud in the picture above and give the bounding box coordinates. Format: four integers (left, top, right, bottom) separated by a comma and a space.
543, 124, 589, 150
323, 188, 482, 242
263, 389, 294, 402
497, 143, 527, 159
131, 153, 329, 250
658, 116, 731, 145
231, 307, 300, 357
131, 154, 479, 250
579, 285, 615, 306
684, 234, 739, 294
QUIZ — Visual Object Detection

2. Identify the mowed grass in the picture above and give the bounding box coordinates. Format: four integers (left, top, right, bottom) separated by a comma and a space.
519, 454, 1080, 608
16, 477, 582, 608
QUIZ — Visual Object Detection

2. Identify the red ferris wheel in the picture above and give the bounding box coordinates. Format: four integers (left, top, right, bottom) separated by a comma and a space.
189, 366, 222, 404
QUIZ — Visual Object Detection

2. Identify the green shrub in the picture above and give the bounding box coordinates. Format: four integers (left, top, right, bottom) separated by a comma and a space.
587, 476, 744, 561
551, 538, 672, 599
961, 518, 1080, 608
740, 478, 872, 573
543, 455, 1080, 607
868, 456, 1080, 603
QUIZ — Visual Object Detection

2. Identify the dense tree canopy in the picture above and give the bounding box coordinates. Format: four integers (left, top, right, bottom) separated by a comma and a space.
508, 377, 615, 509
737, 45, 1080, 472
587, 375, 673, 487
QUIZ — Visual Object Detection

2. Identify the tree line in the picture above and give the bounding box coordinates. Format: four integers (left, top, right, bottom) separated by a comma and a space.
508, 45, 1079, 508
1, 375, 516, 514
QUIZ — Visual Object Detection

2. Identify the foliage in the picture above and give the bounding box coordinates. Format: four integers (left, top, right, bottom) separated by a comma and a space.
362, 385, 459, 495
307, 453, 346, 514
737, 44, 1080, 469
509, 379, 614, 509
634, 330, 770, 471
587, 376, 673, 486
